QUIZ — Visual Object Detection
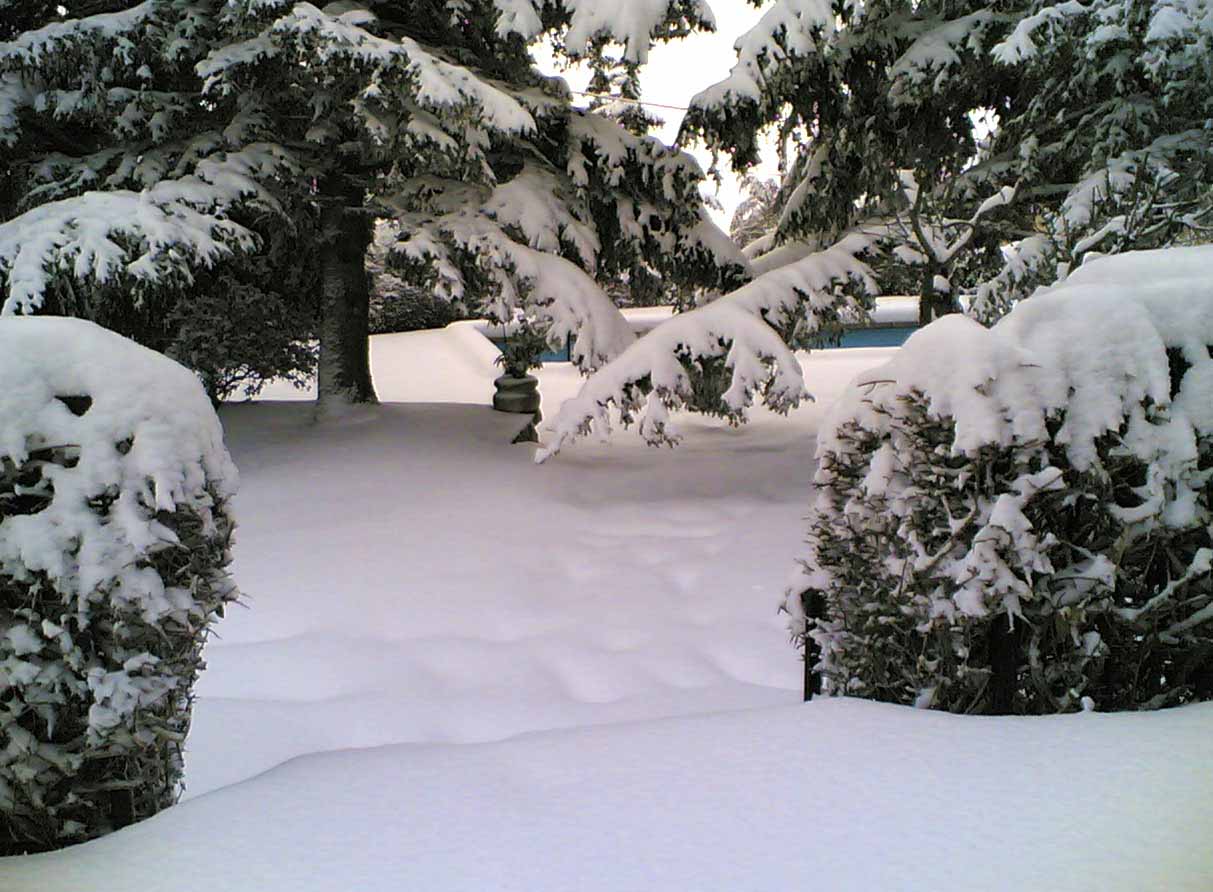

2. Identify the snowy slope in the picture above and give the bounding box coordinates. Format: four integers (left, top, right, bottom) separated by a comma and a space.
3, 329, 1211, 891
12, 700, 1213, 892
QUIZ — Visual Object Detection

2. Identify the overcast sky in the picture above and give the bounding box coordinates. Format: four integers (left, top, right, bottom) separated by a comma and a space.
538, 1, 783, 231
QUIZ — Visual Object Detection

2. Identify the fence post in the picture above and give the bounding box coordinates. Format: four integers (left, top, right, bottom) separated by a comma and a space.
802, 590, 823, 701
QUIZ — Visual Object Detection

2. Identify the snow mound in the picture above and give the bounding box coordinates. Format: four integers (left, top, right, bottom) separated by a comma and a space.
11, 699, 1213, 892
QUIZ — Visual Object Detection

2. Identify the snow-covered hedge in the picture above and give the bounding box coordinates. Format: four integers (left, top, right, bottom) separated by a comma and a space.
0, 318, 238, 853
788, 247, 1213, 714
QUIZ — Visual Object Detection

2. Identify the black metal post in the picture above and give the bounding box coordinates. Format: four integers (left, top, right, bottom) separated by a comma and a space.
802, 590, 823, 701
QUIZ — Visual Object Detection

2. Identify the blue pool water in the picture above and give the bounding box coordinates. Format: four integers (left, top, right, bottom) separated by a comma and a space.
827, 326, 917, 348
489, 336, 572, 363
489, 325, 916, 363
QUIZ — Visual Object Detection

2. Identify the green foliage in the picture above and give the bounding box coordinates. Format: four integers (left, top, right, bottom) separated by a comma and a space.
166, 281, 317, 405
793, 291, 1213, 713
802, 394, 1213, 713
368, 286, 458, 335
26, 207, 321, 404
0, 323, 239, 853
495, 325, 550, 378
684, 0, 1213, 317
367, 223, 459, 334
165, 207, 320, 404
1, 487, 236, 854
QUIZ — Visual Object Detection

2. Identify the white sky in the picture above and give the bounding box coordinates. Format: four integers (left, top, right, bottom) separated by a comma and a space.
538, 1, 784, 230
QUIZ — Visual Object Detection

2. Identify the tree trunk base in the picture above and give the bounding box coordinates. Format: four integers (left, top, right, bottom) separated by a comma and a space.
316, 179, 376, 407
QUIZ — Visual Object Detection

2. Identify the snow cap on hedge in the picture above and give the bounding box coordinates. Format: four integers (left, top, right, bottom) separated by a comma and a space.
0, 316, 238, 620
821, 245, 1213, 471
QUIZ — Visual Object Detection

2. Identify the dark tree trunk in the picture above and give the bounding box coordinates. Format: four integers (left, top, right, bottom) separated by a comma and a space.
917, 262, 958, 327
316, 178, 376, 411
987, 613, 1022, 714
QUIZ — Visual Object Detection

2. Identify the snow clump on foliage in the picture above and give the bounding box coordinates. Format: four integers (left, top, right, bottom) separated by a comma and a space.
0, 317, 237, 853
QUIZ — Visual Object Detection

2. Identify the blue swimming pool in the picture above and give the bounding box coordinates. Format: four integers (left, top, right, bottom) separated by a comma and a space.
488, 336, 572, 363
488, 325, 916, 363
826, 326, 918, 348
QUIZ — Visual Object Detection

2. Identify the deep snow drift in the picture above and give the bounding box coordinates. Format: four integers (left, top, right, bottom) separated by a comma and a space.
3, 328, 1211, 891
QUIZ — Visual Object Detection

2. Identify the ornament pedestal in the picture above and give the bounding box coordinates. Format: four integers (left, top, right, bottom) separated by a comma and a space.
493, 374, 541, 443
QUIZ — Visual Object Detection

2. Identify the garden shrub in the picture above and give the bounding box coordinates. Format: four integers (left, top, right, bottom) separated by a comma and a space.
368, 269, 459, 335
0, 318, 238, 853
786, 247, 1213, 713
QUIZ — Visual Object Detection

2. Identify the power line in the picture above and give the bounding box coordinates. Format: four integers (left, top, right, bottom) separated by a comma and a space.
567, 89, 690, 112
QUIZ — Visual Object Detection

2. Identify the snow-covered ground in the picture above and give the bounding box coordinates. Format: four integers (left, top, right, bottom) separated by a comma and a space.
6, 328, 1212, 891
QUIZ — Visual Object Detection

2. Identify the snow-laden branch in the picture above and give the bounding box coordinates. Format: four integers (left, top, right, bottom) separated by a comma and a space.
483, 165, 600, 269
0, 1, 158, 66
555, 0, 715, 63
774, 145, 829, 237
492, 0, 545, 39
0, 144, 292, 315
0, 71, 34, 146
397, 34, 535, 133
537, 233, 879, 461
689, 0, 835, 110
395, 212, 634, 371
888, 10, 1008, 100
508, 240, 637, 370
992, 0, 1088, 64
566, 113, 704, 198
684, 212, 751, 272
0, 191, 244, 316
199, 3, 536, 135
1060, 130, 1209, 230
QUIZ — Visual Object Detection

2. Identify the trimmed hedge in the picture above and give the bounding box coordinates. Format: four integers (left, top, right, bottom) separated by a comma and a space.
1, 318, 238, 853
368, 277, 459, 335
787, 248, 1213, 714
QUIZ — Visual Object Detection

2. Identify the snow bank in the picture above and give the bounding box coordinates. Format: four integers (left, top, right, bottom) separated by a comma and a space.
11, 699, 1213, 891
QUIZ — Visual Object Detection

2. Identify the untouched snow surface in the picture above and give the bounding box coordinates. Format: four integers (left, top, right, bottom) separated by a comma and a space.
4, 328, 1211, 891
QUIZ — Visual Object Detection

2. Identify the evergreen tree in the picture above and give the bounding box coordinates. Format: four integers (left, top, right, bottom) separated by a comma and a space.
683, 0, 1212, 322
542, 0, 1213, 457
681, 0, 1028, 324
971, 0, 1213, 318
0, 1, 744, 409
728, 174, 779, 255
0, 1, 309, 399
